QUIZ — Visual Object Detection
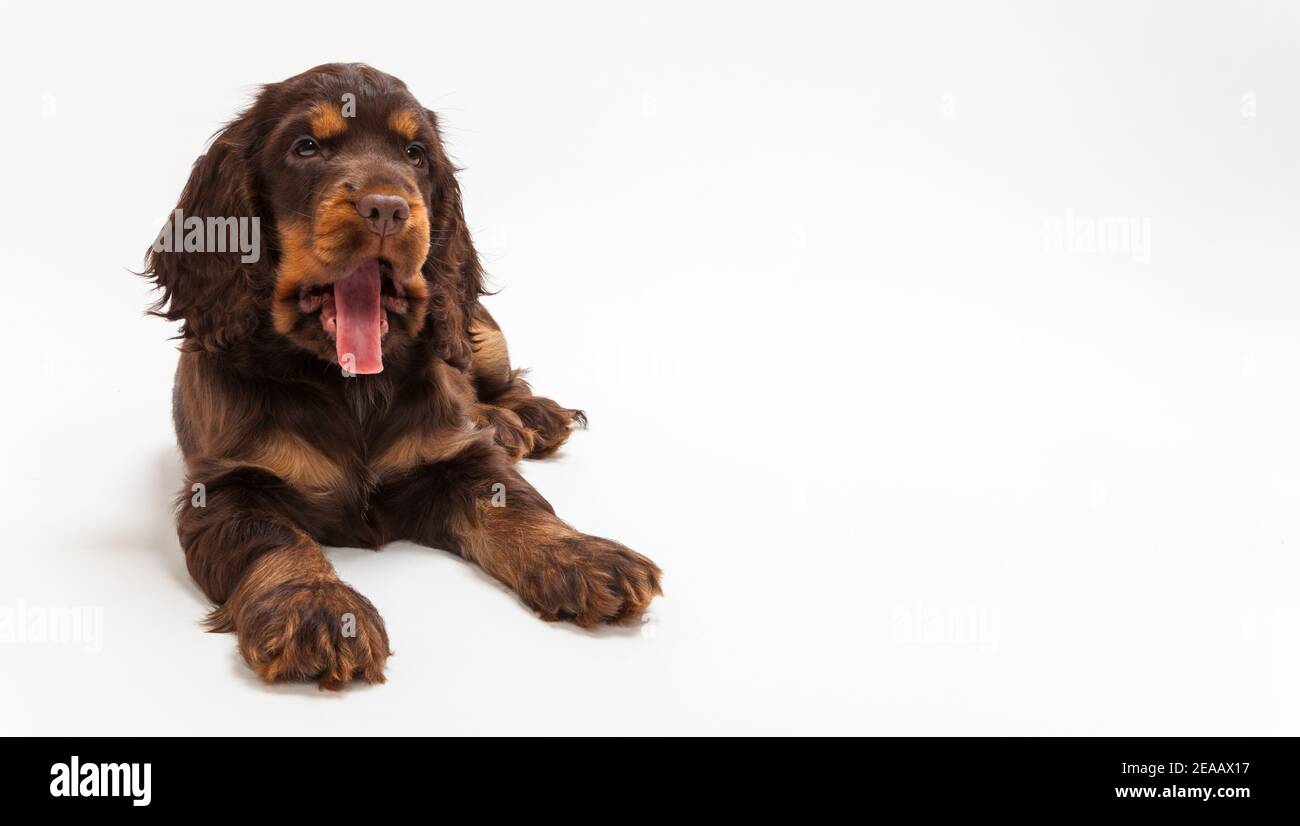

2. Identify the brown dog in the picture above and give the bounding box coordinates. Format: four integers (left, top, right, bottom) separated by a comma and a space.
144, 63, 661, 689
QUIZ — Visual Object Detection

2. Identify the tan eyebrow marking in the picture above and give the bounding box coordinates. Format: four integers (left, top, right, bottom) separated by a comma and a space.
387, 108, 422, 142
308, 102, 347, 139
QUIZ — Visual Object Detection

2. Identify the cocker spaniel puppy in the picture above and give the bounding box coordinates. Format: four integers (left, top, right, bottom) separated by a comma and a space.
144, 63, 661, 689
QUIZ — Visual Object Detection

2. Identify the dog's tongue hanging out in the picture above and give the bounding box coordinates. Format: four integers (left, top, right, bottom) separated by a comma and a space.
334, 260, 384, 374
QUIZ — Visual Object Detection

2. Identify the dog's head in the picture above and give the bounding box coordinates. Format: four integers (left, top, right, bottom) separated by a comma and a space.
145, 63, 481, 372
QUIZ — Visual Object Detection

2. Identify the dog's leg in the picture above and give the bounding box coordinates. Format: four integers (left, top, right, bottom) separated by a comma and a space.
473, 373, 587, 460
178, 467, 390, 689
470, 306, 585, 460
379, 439, 660, 625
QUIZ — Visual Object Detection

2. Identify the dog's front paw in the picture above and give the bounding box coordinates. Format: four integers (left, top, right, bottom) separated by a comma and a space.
518, 535, 662, 627
220, 579, 391, 690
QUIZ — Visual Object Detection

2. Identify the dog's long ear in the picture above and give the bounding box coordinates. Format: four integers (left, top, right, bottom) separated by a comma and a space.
422, 108, 486, 370
144, 117, 264, 352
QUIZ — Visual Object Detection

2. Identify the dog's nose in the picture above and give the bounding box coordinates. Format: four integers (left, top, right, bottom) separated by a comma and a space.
355, 194, 410, 237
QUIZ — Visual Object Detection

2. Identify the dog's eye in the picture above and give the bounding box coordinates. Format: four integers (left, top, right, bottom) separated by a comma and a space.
292, 138, 321, 158
406, 144, 427, 167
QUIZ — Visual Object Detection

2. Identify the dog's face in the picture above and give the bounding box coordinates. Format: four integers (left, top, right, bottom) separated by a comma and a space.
264, 84, 436, 373
146, 64, 480, 373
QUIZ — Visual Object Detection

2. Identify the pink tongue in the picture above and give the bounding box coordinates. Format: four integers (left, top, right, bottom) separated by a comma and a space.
334, 260, 384, 374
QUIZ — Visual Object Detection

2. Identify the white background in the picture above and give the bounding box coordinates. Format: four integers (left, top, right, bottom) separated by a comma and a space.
1, 1, 1298, 735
